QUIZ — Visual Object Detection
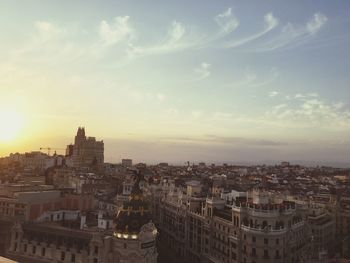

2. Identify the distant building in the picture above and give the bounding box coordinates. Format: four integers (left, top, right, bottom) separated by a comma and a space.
281, 161, 290, 167
121, 159, 132, 167
158, 162, 168, 167
68, 127, 104, 168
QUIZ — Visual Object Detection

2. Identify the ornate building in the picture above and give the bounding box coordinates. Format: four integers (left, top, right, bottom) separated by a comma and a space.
150, 181, 310, 263
6, 173, 158, 263
113, 172, 158, 263
68, 127, 104, 168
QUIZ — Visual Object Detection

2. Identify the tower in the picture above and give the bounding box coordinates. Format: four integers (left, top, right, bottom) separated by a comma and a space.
70, 127, 104, 168
113, 172, 158, 263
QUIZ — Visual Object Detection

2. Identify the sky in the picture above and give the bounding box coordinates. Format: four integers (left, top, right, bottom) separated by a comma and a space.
0, 0, 350, 165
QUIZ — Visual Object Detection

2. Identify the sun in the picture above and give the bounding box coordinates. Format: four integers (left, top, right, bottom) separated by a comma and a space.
0, 110, 24, 142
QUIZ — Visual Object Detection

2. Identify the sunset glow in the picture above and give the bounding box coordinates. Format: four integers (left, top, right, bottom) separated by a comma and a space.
0, 110, 24, 142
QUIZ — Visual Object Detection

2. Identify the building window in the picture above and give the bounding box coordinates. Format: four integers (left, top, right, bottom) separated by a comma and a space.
32, 246, 36, 254
264, 238, 268, 244
124, 243, 127, 249
252, 236, 256, 243
252, 247, 256, 256
41, 247, 45, 256
24, 244, 27, 252
61, 251, 65, 261
71, 254, 76, 262
244, 234, 246, 240
276, 238, 279, 245
264, 250, 269, 258
14, 243, 17, 252
276, 250, 280, 258
93, 258, 98, 263
94, 246, 99, 254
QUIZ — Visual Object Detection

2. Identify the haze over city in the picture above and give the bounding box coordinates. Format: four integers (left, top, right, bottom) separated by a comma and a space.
1, 1, 350, 165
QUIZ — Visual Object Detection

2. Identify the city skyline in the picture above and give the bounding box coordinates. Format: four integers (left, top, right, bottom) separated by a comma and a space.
1, 1, 350, 165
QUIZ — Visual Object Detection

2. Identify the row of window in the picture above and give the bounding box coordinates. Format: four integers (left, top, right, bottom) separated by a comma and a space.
20, 243, 98, 263
243, 234, 281, 245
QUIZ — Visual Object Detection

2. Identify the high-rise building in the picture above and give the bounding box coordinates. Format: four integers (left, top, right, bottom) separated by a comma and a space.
68, 127, 104, 168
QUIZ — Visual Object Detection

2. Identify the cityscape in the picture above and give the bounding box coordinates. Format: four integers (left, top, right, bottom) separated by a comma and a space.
1, 1, 350, 263
0, 127, 349, 263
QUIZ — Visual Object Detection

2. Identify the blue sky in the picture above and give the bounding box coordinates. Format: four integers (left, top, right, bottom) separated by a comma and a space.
0, 1, 350, 165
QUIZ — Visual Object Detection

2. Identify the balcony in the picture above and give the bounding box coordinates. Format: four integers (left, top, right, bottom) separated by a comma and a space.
291, 221, 305, 229
241, 225, 287, 235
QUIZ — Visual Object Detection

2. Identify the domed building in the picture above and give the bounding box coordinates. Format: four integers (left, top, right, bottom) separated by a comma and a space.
112, 173, 158, 263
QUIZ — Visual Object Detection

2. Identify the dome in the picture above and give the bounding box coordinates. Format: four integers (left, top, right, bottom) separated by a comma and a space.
114, 172, 151, 236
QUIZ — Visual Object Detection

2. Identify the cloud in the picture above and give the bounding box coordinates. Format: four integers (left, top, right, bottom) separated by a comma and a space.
156, 93, 166, 102
293, 92, 318, 99
212, 111, 233, 120
269, 91, 279, 97
265, 96, 350, 128
230, 67, 279, 88
166, 108, 179, 117
99, 16, 134, 46
128, 20, 190, 56
256, 12, 328, 52
307, 13, 328, 34
214, 7, 239, 34
224, 12, 278, 48
194, 62, 211, 80
191, 110, 202, 119
205, 134, 286, 146
34, 21, 61, 40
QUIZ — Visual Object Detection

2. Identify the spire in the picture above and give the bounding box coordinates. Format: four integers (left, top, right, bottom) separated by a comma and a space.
76, 126, 86, 137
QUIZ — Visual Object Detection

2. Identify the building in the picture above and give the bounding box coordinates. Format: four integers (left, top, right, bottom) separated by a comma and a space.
151, 181, 310, 263
69, 127, 104, 168
121, 159, 133, 167
113, 175, 158, 263
7, 174, 158, 263
308, 203, 335, 261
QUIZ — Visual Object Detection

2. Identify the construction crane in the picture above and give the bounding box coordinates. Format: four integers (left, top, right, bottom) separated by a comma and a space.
40, 147, 66, 156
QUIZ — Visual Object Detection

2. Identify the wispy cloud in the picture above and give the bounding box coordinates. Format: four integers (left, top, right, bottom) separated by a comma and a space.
165, 108, 179, 117
307, 13, 328, 35
99, 16, 134, 46
205, 134, 286, 146
194, 62, 211, 80
34, 21, 63, 41
265, 96, 350, 128
191, 110, 202, 119
128, 20, 191, 57
230, 67, 279, 88
156, 93, 166, 102
269, 91, 279, 97
256, 12, 328, 52
214, 7, 239, 35
224, 12, 278, 48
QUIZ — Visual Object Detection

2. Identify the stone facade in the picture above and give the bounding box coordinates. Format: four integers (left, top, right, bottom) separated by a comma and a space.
70, 127, 104, 168
151, 183, 310, 263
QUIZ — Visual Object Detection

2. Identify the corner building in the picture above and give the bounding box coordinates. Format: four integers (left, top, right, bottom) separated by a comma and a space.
229, 189, 309, 263
152, 183, 310, 263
